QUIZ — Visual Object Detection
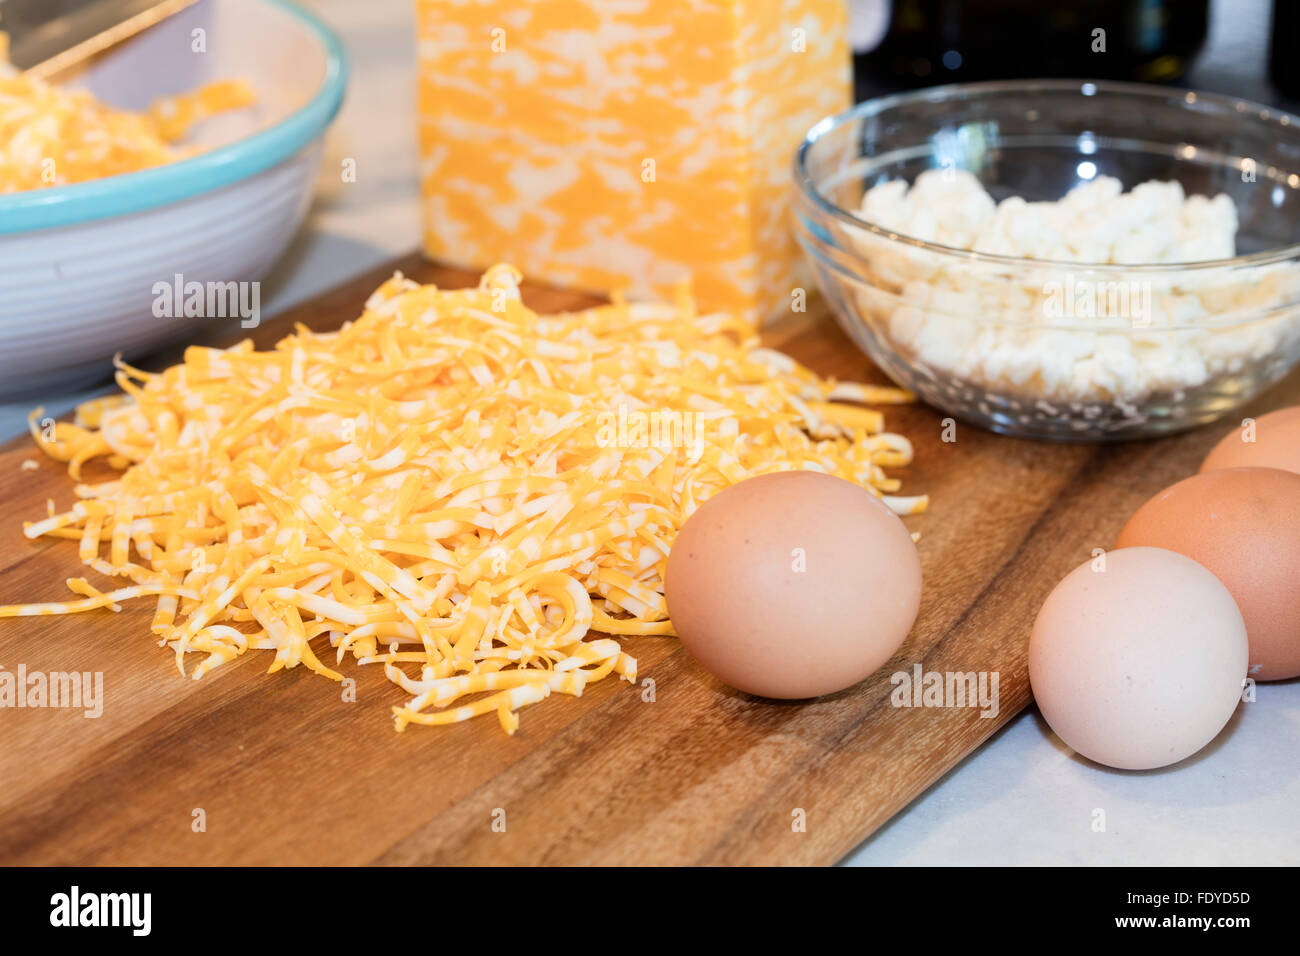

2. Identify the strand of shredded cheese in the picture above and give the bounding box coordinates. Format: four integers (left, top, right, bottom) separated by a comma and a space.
2, 265, 925, 733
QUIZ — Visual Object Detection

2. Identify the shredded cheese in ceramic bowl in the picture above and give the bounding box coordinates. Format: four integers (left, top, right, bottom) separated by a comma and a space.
1, 266, 923, 733
0, 66, 254, 192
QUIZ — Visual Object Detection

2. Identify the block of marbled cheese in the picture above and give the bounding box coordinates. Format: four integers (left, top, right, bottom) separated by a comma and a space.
415, 0, 851, 324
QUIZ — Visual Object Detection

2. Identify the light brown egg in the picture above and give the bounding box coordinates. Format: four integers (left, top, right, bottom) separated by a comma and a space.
1201, 406, 1300, 475
1029, 547, 1247, 770
1116, 467, 1300, 681
664, 471, 921, 699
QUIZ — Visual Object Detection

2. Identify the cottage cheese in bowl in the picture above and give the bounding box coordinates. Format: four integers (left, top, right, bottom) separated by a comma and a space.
843, 170, 1300, 434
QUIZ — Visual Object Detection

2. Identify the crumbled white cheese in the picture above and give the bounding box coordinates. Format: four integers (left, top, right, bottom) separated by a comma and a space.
851, 170, 1300, 416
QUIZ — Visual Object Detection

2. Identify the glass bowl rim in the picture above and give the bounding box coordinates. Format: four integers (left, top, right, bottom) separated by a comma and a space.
793, 77, 1300, 274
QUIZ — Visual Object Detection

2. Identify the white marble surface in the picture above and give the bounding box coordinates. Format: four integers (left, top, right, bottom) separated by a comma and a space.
3, 0, 1296, 867
844, 688, 1299, 866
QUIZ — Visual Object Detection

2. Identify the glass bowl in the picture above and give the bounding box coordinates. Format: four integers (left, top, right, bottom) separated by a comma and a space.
793, 80, 1300, 441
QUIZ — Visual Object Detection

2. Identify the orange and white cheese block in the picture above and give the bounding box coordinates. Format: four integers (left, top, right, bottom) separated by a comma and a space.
415, 0, 851, 324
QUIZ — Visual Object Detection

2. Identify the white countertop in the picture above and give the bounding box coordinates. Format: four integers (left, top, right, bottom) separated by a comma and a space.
4, 0, 1295, 866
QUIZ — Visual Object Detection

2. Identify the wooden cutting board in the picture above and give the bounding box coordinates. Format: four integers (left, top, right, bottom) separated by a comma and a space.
1, 254, 1295, 866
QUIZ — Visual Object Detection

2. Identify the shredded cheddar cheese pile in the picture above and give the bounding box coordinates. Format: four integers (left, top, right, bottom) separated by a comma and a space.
2, 266, 924, 733
0, 67, 253, 192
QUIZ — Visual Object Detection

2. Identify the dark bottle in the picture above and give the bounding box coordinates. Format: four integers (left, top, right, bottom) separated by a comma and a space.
857, 0, 1210, 86
1271, 0, 1300, 98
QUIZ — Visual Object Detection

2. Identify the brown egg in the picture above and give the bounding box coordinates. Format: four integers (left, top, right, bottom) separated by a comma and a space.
1029, 547, 1247, 770
1201, 406, 1300, 476
664, 471, 922, 699
1116, 467, 1300, 680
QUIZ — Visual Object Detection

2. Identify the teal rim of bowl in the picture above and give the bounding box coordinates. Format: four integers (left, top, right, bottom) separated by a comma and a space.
0, 0, 348, 235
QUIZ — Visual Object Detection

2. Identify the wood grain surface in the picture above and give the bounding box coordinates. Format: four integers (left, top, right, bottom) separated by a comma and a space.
1, 255, 1295, 866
